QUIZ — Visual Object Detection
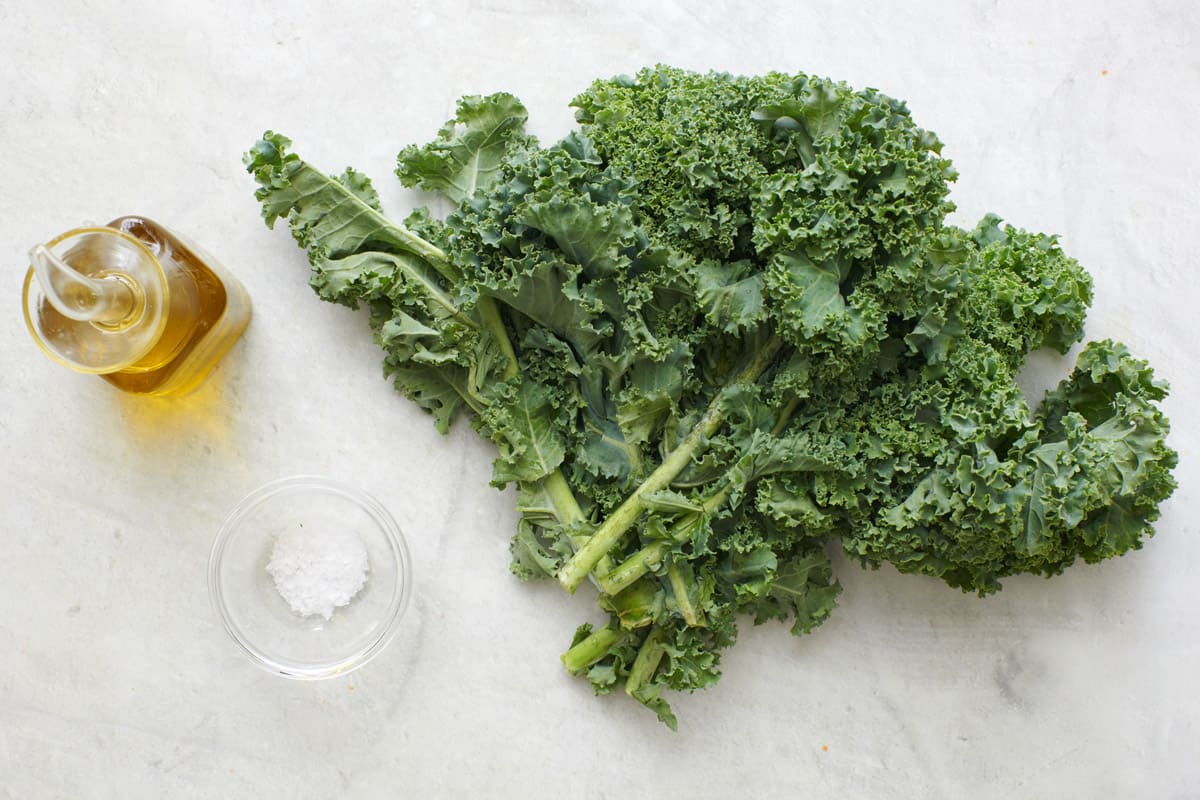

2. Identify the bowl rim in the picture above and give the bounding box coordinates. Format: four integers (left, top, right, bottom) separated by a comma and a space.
208, 474, 412, 680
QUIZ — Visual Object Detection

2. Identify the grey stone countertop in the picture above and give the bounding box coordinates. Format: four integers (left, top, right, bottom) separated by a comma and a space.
2, 1, 1195, 797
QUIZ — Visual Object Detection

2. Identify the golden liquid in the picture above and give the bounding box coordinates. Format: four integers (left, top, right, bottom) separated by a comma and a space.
101, 216, 251, 396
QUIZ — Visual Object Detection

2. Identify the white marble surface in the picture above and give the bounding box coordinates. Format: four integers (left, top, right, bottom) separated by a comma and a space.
2, 1, 1197, 797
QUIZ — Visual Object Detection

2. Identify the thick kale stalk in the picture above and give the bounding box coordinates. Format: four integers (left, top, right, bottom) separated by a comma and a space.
597, 393, 807, 596
556, 333, 783, 592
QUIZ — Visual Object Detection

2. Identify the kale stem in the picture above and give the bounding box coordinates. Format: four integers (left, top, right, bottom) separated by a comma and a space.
561, 624, 621, 675
772, 394, 802, 435
482, 294, 609, 575
595, 388, 804, 595
472, 277, 591, 547
476, 296, 521, 381
557, 335, 783, 593
598, 541, 669, 595
542, 469, 585, 524
580, 389, 813, 595
438, 256, 602, 576
364, 207, 459, 284
598, 464, 751, 596
667, 563, 704, 626
624, 626, 667, 697
601, 386, 803, 594
542, 470, 594, 553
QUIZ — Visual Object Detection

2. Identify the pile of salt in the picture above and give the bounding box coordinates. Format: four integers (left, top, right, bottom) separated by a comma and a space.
266, 526, 370, 620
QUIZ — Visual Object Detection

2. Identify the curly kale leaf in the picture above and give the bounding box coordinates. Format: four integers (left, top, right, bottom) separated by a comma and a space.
862, 339, 1176, 594
245, 132, 486, 431
396, 93, 535, 203
750, 75, 956, 264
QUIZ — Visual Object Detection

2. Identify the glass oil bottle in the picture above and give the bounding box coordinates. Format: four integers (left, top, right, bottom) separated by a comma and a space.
22, 216, 252, 397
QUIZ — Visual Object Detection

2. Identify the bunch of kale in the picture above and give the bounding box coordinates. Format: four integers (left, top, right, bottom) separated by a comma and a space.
246, 66, 1176, 728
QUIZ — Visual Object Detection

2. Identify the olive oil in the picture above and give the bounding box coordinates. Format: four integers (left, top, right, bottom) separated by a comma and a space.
101, 217, 251, 395
23, 216, 252, 397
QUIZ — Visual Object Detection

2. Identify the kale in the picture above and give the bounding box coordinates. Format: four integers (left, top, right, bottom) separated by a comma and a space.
246, 66, 1176, 729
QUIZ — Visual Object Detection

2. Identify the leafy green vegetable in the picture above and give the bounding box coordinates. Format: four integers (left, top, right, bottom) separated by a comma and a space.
245, 66, 1177, 728
396, 93, 535, 204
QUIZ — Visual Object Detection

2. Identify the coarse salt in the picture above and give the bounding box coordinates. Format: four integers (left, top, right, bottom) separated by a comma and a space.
266, 526, 370, 620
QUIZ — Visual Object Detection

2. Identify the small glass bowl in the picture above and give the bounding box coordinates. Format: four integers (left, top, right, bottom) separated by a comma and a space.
208, 475, 412, 679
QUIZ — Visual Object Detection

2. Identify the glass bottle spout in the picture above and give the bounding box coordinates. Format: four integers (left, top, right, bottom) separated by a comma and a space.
29, 242, 138, 326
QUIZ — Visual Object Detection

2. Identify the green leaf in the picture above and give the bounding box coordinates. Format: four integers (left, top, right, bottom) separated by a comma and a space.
509, 518, 563, 580
487, 380, 567, 486
613, 351, 687, 449
1015, 441, 1068, 557
245, 133, 501, 433
755, 476, 835, 532
1077, 497, 1144, 556
518, 195, 635, 278
755, 78, 843, 144
381, 362, 468, 434
769, 250, 846, 336
396, 93, 531, 203
310, 250, 462, 319
246, 132, 452, 275
629, 683, 678, 731
616, 390, 674, 448
696, 259, 766, 333
578, 414, 640, 483
481, 257, 609, 359
640, 490, 702, 514
766, 552, 841, 635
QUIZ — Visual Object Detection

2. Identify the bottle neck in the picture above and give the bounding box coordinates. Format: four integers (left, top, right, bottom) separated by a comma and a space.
29, 243, 140, 326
